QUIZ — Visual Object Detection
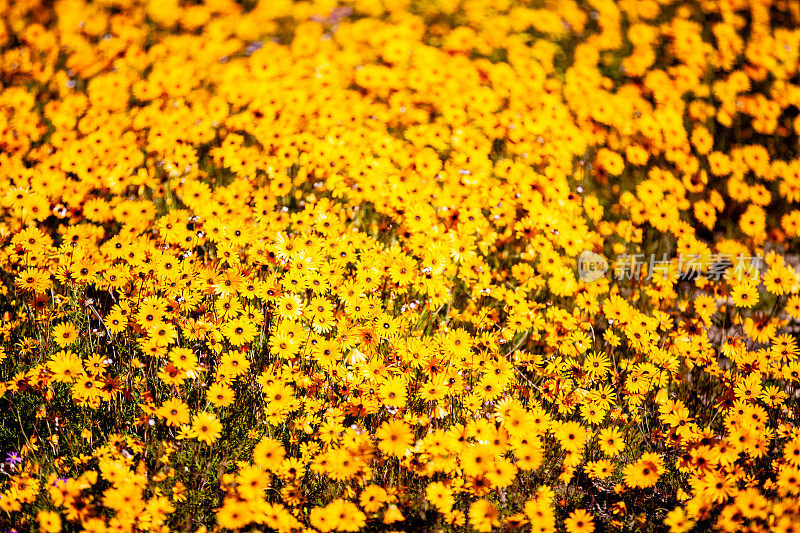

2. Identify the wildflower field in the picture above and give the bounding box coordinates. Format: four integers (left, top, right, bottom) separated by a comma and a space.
3, 0, 800, 531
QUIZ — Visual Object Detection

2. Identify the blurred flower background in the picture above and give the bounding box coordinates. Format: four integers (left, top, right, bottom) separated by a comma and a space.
1, 0, 800, 531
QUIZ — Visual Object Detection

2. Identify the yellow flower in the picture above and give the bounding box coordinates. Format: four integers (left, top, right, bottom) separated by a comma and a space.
731, 281, 759, 308
554, 421, 588, 453
565, 509, 595, 533
469, 499, 500, 533
37, 510, 61, 533
52, 322, 79, 348
158, 398, 190, 427
376, 419, 414, 458
193, 412, 222, 445
623, 452, 664, 489
597, 427, 625, 457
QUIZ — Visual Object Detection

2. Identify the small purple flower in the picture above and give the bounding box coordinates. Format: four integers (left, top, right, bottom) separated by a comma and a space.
327, 6, 352, 24
5, 452, 21, 466
311, 6, 352, 25
245, 41, 263, 55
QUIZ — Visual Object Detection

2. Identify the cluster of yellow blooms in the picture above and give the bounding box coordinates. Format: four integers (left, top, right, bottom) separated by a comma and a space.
2, 0, 800, 531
